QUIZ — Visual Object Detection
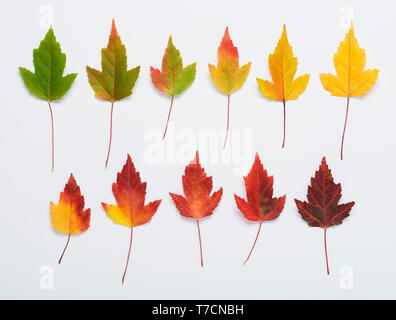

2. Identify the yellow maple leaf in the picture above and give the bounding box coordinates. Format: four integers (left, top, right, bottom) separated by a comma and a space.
257, 25, 310, 148
320, 23, 379, 160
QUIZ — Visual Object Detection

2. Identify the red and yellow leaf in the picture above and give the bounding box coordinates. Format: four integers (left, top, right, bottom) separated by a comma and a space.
234, 153, 286, 264
169, 151, 223, 267
209, 27, 251, 148
294, 157, 355, 274
102, 154, 162, 283
50, 174, 91, 264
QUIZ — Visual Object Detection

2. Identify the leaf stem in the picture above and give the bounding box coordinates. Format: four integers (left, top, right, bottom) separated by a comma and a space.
105, 101, 114, 167
243, 221, 262, 265
58, 232, 71, 264
59, 198, 73, 264
340, 97, 350, 161
196, 219, 203, 267
122, 226, 133, 284
223, 94, 230, 149
282, 100, 286, 148
48, 101, 55, 172
163, 95, 174, 140
324, 227, 330, 275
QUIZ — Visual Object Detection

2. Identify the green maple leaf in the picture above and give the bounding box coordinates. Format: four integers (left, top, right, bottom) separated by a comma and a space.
86, 20, 140, 102
19, 27, 77, 101
150, 36, 196, 139
86, 19, 140, 167
19, 26, 77, 171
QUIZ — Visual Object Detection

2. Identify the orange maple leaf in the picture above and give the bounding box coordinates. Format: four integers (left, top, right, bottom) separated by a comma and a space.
169, 151, 223, 267
102, 154, 162, 283
50, 174, 91, 264
209, 27, 251, 148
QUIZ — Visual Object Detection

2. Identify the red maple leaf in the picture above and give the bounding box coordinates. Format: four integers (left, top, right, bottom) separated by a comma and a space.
102, 154, 162, 283
169, 151, 223, 267
294, 157, 355, 274
234, 153, 286, 264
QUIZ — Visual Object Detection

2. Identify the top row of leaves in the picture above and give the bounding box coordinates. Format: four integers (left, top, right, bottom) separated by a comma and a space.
19, 20, 379, 170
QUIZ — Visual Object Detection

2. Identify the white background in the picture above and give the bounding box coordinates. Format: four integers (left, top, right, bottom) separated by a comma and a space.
0, 0, 394, 299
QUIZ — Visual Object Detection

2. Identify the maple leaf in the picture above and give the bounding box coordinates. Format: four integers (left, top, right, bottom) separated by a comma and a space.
320, 23, 379, 160
169, 151, 223, 267
294, 157, 355, 274
150, 36, 197, 139
234, 153, 286, 265
102, 154, 162, 283
19, 27, 77, 171
50, 174, 91, 264
257, 25, 310, 148
209, 27, 251, 148
86, 19, 140, 167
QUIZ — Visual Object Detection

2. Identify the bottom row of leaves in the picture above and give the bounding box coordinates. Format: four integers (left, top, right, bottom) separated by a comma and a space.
50, 152, 354, 283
